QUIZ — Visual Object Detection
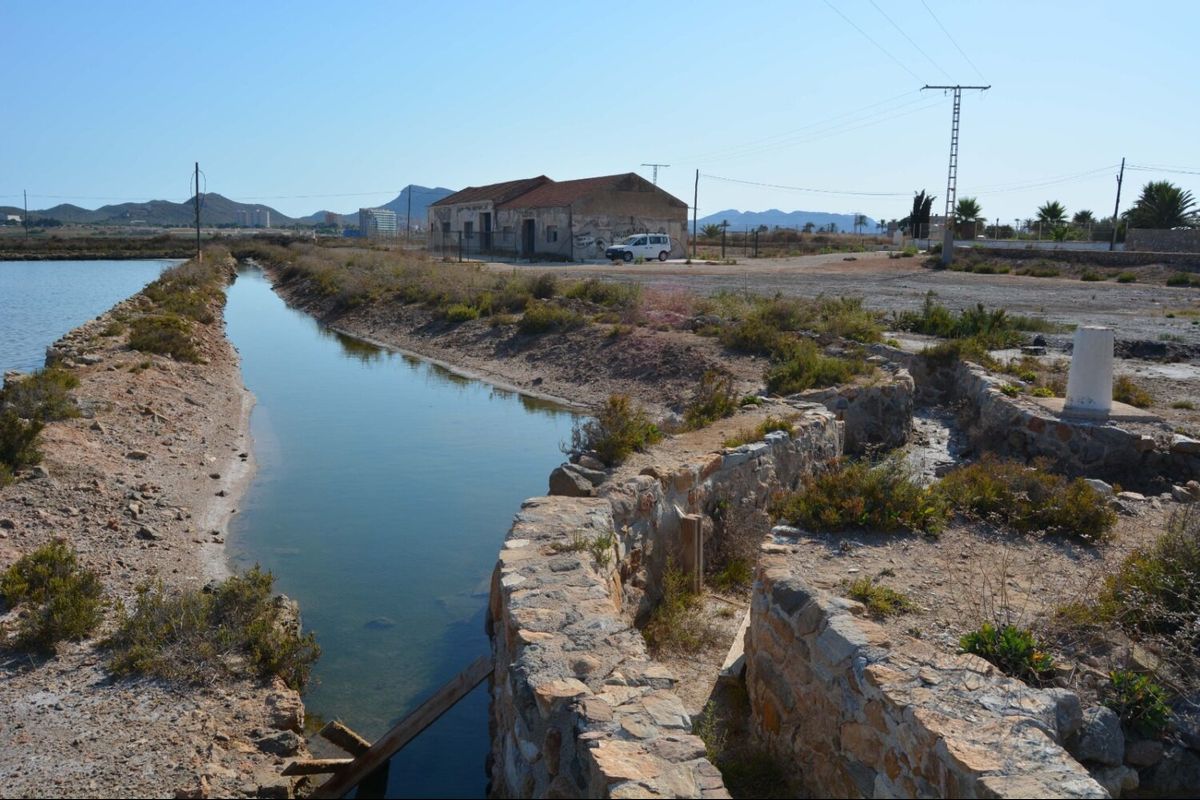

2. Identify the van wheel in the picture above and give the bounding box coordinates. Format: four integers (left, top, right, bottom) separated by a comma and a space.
658, 251, 668, 262
623, 252, 634, 263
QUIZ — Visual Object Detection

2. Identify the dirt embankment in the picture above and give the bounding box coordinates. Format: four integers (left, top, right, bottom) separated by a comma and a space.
263, 263, 769, 418
0, 267, 306, 799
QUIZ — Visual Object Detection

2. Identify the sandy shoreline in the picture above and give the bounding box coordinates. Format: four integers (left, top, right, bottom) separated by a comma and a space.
0, 262, 306, 799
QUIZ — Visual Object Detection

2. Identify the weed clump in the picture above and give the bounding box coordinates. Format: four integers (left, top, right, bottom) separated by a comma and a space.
894, 291, 1062, 349
128, 314, 200, 362
936, 455, 1117, 541
1166, 272, 1198, 288
107, 566, 319, 690
765, 339, 868, 395
960, 622, 1054, 684
443, 303, 479, 323
723, 416, 795, 448
517, 302, 586, 334
847, 577, 913, 618
643, 563, 718, 654
770, 457, 947, 535
1, 367, 80, 422
1105, 669, 1171, 737
1113, 375, 1153, 408
0, 412, 44, 483
683, 370, 739, 430
567, 394, 661, 467
1, 541, 103, 652
565, 278, 642, 309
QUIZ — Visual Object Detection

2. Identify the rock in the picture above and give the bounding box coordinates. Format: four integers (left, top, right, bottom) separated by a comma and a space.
90, 420, 105, 433
78, 354, 102, 365
1033, 334, 1048, 347
0, 518, 14, 530
1084, 479, 1113, 496
1141, 746, 1200, 795
1116, 491, 1146, 502
126, 450, 150, 460
1088, 764, 1138, 798
1124, 738, 1164, 767
254, 780, 293, 799
1170, 434, 1200, 455
1044, 688, 1083, 740
255, 730, 302, 757
1071, 706, 1124, 766
1021, 345, 1047, 356
565, 463, 607, 487
576, 454, 606, 471
266, 689, 304, 732
31, 465, 50, 479
548, 466, 594, 498
136, 526, 163, 541
1171, 484, 1200, 503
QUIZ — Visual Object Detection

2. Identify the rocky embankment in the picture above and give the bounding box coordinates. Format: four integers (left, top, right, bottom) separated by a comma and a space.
0, 261, 307, 799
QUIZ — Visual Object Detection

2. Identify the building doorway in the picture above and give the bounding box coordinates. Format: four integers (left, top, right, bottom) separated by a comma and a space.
521, 219, 535, 258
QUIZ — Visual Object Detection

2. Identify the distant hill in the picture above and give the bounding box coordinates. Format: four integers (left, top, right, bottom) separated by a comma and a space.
697, 208, 880, 233
299, 185, 456, 228
13, 193, 299, 227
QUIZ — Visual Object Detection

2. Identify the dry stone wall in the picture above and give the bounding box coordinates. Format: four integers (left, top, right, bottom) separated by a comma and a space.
745, 553, 1107, 798
791, 365, 914, 454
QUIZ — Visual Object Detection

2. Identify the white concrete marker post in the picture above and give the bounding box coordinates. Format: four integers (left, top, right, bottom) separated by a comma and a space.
1064, 326, 1114, 418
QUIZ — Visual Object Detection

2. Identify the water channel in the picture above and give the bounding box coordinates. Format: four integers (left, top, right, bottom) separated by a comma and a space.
0, 259, 176, 374
224, 267, 575, 797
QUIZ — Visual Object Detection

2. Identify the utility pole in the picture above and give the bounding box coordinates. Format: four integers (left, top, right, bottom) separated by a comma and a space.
193, 162, 201, 261
23, 189, 28, 239
922, 84, 989, 267
1110, 157, 1125, 252
692, 169, 699, 261
406, 184, 413, 243
641, 163, 670, 186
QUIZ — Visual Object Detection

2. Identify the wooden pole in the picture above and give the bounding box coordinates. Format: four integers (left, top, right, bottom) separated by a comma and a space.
681, 514, 703, 594
318, 720, 371, 756
312, 655, 494, 799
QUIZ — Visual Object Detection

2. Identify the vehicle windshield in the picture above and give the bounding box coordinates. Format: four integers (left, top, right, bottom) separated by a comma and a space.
622, 236, 640, 245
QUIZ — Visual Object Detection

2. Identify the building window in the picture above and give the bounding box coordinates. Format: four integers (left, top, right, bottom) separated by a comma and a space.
442, 221, 450, 234
545, 225, 558, 243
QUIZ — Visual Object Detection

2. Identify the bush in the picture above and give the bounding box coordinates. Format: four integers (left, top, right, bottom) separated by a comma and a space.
683, 370, 739, 430
1, 541, 103, 652
1105, 670, 1171, 737
893, 292, 1058, 348
765, 339, 868, 395
1, 367, 79, 421
128, 314, 199, 362
723, 416, 794, 448
960, 623, 1054, 684
1018, 265, 1061, 278
107, 566, 320, 690
528, 273, 558, 300
0, 411, 44, 475
566, 394, 662, 466
847, 577, 913, 618
707, 497, 770, 594
770, 457, 947, 535
1080, 269, 1106, 282
720, 317, 791, 356
443, 303, 479, 323
1113, 375, 1152, 408
643, 563, 718, 654
1166, 272, 1197, 287
936, 455, 1116, 541
565, 277, 642, 309
1116, 271, 1138, 284
517, 302, 586, 334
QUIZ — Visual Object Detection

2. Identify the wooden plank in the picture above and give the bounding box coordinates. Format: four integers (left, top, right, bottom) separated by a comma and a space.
680, 514, 703, 593
282, 758, 353, 776
318, 720, 371, 757
312, 655, 494, 799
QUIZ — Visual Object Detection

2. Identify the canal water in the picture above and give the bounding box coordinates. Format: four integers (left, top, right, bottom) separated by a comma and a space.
223, 267, 575, 797
0, 259, 176, 374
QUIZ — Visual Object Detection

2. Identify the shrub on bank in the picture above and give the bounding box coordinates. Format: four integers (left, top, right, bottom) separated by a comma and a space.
0, 411, 44, 482
0, 367, 80, 422
770, 457, 947, 535
566, 394, 661, 467
1113, 374, 1153, 408
128, 314, 200, 362
960, 623, 1054, 684
723, 416, 795, 448
443, 303, 480, 323
643, 563, 718, 654
517, 302, 586, 334
683, 370, 739, 430
765, 339, 868, 395
107, 565, 320, 690
847, 577, 913, 618
1, 541, 103, 652
936, 455, 1116, 541
1105, 670, 1171, 737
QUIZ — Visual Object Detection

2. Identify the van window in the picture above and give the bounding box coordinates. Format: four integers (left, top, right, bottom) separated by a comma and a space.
634, 237, 647, 246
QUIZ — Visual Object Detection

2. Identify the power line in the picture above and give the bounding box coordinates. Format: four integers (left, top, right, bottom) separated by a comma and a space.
967, 164, 1120, 195
1127, 164, 1200, 176
822, 0, 922, 82
920, 0, 986, 82
867, 0, 952, 81
702, 173, 911, 197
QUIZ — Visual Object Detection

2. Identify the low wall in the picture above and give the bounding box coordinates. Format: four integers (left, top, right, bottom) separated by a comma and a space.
970, 246, 1200, 269
745, 554, 1106, 798
792, 366, 914, 454
1126, 228, 1200, 254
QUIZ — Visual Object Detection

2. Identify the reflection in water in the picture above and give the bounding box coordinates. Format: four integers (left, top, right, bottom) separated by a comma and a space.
224, 268, 574, 798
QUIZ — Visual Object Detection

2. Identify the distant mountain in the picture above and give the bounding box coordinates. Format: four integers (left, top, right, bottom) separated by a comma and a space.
697, 208, 880, 233
14, 193, 299, 227
297, 185, 456, 228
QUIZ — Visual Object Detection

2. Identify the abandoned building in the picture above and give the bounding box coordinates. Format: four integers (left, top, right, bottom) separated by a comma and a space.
427, 173, 689, 260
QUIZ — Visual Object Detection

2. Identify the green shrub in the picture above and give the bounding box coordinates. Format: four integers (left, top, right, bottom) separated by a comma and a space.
1166, 272, 1197, 287
1019, 265, 1061, 278
1105, 670, 1171, 737
1, 541, 103, 652
1172, 400, 1196, 410
1113, 375, 1152, 408
1001, 384, 1020, 397
683, 370, 739, 430
1116, 272, 1138, 284
128, 314, 199, 362
565, 277, 642, 309
100, 319, 127, 337
517, 302, 586, 334
567, 394, 662, 466
1031, 386, 1056, 398
847, 577, 913, 618
765, 339, 868, 394
0, 411, 44, 473
443, 303, 479, 323
528, 273, 558, 300
107, 566, 320, 690
711, 559, 754, 593
1080, 269, 1106, 282
723, 416, 795, 448
893, 292, 1056, 348
0, 367, 79, 421
643, 563, 717, 654
960, 623, 1054, 683
936, 455, 1117, 541
770, 457, 947, 535
720, 317, 791, 356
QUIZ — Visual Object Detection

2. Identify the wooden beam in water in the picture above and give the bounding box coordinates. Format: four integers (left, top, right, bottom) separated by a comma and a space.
282, 758, 353, 776
318, 720, 371, 757
311, 654, 494, 799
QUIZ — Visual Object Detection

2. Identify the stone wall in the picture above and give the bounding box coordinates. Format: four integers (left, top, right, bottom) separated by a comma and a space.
745, 554, 1106, 798
1126, 228, 1200, 254
791, 366, 914, 454
973, 245, 1200, 269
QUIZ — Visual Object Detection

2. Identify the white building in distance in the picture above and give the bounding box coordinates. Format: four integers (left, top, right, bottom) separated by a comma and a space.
359, 207, 398, 238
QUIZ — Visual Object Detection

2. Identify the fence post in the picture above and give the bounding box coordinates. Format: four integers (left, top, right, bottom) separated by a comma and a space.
457, 231, 463, 263
680, 515, 703, 594
753, 230, 759, 258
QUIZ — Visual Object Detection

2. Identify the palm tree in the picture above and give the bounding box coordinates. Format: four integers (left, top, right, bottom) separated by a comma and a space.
1036, 201, 1067, 227
1072, 210, 1096, 227
955, 197, 983, 237
802, 222, 815, 234
1125, 181, 1198, 229
853, 213, 868, 234
700, 223, 723, 239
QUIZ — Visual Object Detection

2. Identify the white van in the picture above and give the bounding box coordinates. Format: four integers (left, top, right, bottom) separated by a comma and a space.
605, 234, 672, 262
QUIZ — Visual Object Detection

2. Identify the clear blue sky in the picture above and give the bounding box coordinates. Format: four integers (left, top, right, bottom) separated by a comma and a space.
3, 0, 1196, 223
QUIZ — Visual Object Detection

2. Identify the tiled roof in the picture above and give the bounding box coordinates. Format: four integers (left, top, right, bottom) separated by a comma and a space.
430, 176, 551, 207
497, 173, 687, 210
